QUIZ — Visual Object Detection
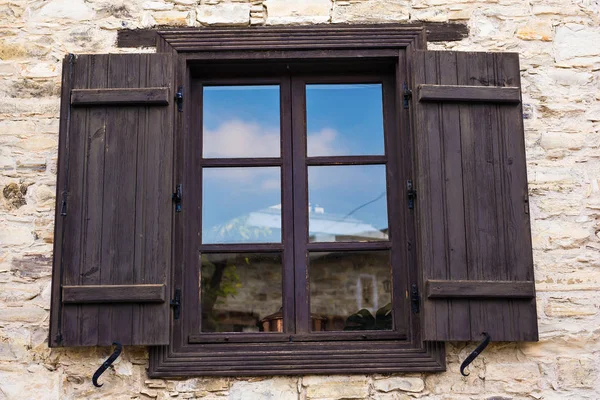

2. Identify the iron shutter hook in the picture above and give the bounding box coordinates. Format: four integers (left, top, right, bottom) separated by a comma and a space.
460, 332, 491, 377
92, 342, 122, 387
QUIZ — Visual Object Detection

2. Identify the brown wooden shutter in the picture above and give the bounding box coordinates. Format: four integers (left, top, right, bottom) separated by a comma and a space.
412, 50, 538, 342
49, 54, 174, 347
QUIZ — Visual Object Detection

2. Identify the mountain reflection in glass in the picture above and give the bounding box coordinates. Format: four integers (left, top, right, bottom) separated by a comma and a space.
308, 165, 388, 242
306, 84, 384, 156
202, 167, 281, 244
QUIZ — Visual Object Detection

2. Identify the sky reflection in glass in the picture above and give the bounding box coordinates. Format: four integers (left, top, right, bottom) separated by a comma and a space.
306, 84, 384, 156
203, 85, 280, 158
201, 83, 388, 244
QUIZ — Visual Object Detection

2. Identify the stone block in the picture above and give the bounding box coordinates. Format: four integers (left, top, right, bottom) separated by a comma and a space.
544, 297, 598, 318
332, 0, 409, 23
303, 375, 369, 399
34, 0, 96, 21
0, 306, 46, 323
373, 376, 425, 393
557, 357, 597, 389
485, 362, 542, 394
143, 1, 174, 11
516, 20, 553, 41
265, 0, 331, 24
197, 3, 250, 26
153, 10, 191, 25
555, 24, 600, 67
230, 378, 298, 400
540, 132, 586, 150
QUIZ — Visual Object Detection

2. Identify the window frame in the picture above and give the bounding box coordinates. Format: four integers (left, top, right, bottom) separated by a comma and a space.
149, 24, 446, 377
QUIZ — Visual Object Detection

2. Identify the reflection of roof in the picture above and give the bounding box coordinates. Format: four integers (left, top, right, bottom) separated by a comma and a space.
242, 204, 388, 241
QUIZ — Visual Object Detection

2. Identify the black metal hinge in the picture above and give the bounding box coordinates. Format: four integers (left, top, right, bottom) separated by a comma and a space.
407, 180, 416, 209
403, 82, 412, 109
171, 288, 181, 320
411, 284, 420, 314
60, 191, 68, 216
172, 184, 182, 213
175, 86, 183, 112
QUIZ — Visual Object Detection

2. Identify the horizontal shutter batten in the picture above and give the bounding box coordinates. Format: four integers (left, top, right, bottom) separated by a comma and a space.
71, 87, 170, 106
62, 284, 166, 304
426, 280, 535, 299
418, 84, 521, 103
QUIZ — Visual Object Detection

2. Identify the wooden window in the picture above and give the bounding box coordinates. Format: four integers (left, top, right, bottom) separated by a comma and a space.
50, 25, 538, 377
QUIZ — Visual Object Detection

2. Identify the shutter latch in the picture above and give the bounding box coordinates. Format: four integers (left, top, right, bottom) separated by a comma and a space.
60, 191, 68, 216
410, 283, 420, 314
172, 184, 182, 213
403, 82, 412, 109
407, 180, 416, 209
171, 288, 181, 320
175, 86, 183, 112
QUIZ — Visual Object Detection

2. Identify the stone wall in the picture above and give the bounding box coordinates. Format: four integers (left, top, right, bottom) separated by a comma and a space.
0, 0, 599, 399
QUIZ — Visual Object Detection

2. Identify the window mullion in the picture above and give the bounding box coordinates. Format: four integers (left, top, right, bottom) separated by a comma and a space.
281, 74, 296, 334
291, 76, 311, 334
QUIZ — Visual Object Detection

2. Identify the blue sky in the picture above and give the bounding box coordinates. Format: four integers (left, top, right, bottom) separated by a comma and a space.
202, 84, 388, 244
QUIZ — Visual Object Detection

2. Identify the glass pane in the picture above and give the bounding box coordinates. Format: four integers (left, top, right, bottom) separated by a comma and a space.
201, 253, 282, 333
203, 85, 280, 158
306, 84, 384, 156
202, 167, 281, 244
308, 165, 388, 242
310, 251, 392, 331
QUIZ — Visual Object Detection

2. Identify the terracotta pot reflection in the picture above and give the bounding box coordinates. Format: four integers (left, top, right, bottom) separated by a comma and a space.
260, 308, 327, 332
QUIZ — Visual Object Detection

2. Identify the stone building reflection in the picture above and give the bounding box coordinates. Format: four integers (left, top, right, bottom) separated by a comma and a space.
201, 205, 392, 333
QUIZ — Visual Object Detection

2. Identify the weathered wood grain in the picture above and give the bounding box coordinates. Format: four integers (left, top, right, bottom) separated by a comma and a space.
418, 84, 520, 103
71, 88, 169, 106
426, 280, 535, 299
63, 284, 167, 303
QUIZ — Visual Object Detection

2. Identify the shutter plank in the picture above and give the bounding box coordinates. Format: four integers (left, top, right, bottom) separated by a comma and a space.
413, 50, 538, 342
495, 53, 537, 341
459, 52, 509, 341
142, 54, 173, 344
71, 87, 169, 106
418, 84, 520, 103
79, 54, 109, 346
437, 51, 471, 340
61, 55, 90, 346
103, 54, 140, 345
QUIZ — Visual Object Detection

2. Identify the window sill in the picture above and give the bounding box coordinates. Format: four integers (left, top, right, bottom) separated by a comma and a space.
148, 341, 445, 377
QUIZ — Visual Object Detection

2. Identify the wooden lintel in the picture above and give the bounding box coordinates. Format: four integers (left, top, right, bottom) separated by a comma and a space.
62, 284, 166, 304
426, 280, 535, 299
116, 23, 468, 49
